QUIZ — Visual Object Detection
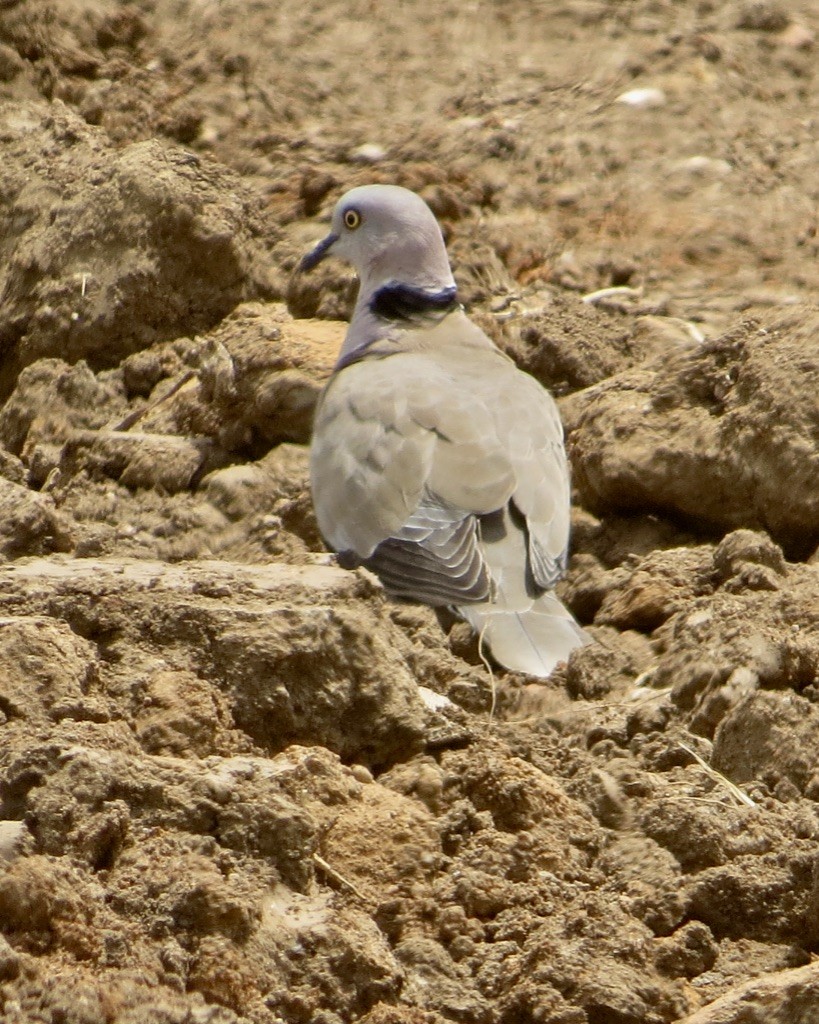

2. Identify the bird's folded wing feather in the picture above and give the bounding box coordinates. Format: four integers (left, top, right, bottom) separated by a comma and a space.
489, 370, 571, 588
311, 360, 433, 556
363, 500, 491, 605
311, 352, 517, 567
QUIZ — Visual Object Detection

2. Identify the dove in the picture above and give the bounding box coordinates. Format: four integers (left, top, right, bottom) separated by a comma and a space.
300, 184, 590, 677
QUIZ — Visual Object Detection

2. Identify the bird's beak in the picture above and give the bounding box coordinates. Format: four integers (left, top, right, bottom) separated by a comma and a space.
299, 232, 339, 272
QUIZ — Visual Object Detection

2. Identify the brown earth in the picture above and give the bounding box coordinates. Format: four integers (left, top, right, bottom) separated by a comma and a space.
1, 1, 819, 1022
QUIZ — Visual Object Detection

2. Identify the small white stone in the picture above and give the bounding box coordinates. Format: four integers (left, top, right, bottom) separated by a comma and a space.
686, 608, 713, 629
349, 143, 386, 164
349, 763, 373, 784
615, 87, 666, 109
676, 155, 733, 176
417, 685, 455, 712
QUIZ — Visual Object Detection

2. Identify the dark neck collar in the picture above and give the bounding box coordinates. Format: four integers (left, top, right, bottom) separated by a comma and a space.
369, 281, 458, 323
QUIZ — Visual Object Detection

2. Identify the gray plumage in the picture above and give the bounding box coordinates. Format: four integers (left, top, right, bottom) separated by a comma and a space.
300, 184, 590, 677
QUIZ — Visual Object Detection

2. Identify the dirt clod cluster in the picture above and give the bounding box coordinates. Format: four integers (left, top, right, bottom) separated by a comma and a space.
1, 1, 819, 1022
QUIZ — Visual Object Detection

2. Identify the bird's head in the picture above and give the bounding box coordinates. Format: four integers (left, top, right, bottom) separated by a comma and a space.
299, 184, 455, 296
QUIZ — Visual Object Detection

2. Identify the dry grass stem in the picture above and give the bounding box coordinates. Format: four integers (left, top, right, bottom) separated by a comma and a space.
679, 742, 756, 808
313, 854, 367, 901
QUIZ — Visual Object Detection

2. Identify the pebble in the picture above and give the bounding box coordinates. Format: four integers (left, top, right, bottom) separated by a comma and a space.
349, 143, 387, 164
349, 764, 374, 784
417, 686, 455, 712
615, 87, 666, 109
675, 156, 733, 177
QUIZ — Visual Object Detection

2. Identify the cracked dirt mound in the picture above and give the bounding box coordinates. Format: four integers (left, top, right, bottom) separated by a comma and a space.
1, 1, 819, 1022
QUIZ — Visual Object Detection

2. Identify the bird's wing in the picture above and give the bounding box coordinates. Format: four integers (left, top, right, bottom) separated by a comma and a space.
311, 354, 433, 556
310, 349, 518, 599
481, 366, 571, 588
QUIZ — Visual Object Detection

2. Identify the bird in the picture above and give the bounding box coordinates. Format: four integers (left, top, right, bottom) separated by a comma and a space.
299, 184, 590, 677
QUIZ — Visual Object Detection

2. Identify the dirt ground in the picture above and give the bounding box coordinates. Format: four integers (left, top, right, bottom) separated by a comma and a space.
1, 1, 819, 1022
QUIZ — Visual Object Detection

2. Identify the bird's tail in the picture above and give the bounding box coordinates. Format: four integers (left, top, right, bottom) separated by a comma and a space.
456, 504, 591, 678
459, 590, 590, 678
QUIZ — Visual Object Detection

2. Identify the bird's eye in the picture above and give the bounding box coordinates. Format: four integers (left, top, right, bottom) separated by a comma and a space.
343, 208, 361, 230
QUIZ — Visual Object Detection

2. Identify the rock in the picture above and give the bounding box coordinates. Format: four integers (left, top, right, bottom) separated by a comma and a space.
0, 557, 427, 765
395, 937, 490, 1021
202, 444, 309, 521
134, 304, 341, 451
653, 563, 819, 735
0, 100, 277, 398
597, 834, 685, 935
0, 852, 101, 937
595, 562, 704, 632
121, 337, 205, 399
685, 851, 816, 943
564, 638, 647, 700
202, 443, 321, 555
504, 293, 661, 396
440, 742, 598, 848
778, 22, 815, 49
7, 737, 318, 879
0, 478, 74, 558
321, 775, 441, 900
592, 545, 713, 632
712, 528, 787, 591
0, 42, 24, 82
631, 314, 706, 351
639, 796, 728, 871
655, 921, 719, 979
678, 960, 819, 1024
133, 669, 243, 758
349, 143, 387, 164
61, 430, 225, 493
673, 156, 733, 179
567, 307, 819, 557
261, 889, 402, 1020
0, 359, 127, 459
357, 1007, 450, 1024
0, 450, 26, 485
197, 304, 339, 448
298, 169, 338, 217
0, 616, 102, 730
694, 938, 811, 1009
570, 508, 695, 570
712, 691, 819, 793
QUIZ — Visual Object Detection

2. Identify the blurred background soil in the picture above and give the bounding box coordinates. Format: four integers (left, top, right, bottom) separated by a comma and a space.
1, 1, 818, 1022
